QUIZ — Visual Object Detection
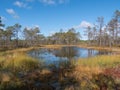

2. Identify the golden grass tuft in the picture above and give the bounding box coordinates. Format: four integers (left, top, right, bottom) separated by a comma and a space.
72, 66, 102, 81
0, 52, 42, 72
41, 69, 52, 75
68, 55, 120, 81
76, 55, 120, 68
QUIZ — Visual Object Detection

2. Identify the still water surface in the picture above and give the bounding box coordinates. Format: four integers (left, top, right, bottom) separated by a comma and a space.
28, 46, 111, 64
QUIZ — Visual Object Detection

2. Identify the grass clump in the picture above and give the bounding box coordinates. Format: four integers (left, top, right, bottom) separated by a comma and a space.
0, 51, 44, 90
61, 55, 120, 90
76, 55, 120, 68
0, 52, 42, 73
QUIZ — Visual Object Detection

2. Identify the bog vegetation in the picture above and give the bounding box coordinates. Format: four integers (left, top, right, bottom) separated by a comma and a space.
0, 10, 120, 90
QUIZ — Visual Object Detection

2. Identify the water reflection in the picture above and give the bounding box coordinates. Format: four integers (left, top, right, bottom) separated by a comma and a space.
28, 47, 111, 64
53, 46, 79, 59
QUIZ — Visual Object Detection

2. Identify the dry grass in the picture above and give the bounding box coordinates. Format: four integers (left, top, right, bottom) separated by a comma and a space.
65, 55, 120, 82
41, 45, 66, 49
40, 69, 52, 75
0, 47, 120, 89
66, 66, 102, 84
42, 45, 120, 52
5, 47, 41, 53
76, 55, 120, 68
0, 52, 42, 72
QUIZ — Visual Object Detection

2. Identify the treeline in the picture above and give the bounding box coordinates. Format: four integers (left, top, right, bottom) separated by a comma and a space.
0, 18, 80, 49
85, 10, 120, 47
0, 10, 120, 49
46, 29, 80, 45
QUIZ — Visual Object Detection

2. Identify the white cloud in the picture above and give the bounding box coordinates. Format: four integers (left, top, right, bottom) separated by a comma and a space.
25, 25, 40, 30
34, 25, 40, 28
6, 9, 15, 15
39, 0, 69, 5
80, 21, 93, 28
73, 21, 93, 29
40, 0, 55, 5
14, 1, 26, 8
6, 8, 19, 19
14, 1, 31, 9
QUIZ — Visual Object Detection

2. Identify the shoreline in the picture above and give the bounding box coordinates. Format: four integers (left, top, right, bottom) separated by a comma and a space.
41, 45, 120, 52
1, 44, 120, 54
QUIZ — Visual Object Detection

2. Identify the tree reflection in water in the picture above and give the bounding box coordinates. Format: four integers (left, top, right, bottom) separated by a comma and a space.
53, 46, 79, 60
28, 46, 111, 65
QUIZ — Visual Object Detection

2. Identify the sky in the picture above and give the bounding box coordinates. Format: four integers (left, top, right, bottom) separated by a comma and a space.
0, 0, 120, 39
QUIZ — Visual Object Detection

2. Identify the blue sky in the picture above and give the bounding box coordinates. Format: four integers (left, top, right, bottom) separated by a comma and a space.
0, 0, 120, 38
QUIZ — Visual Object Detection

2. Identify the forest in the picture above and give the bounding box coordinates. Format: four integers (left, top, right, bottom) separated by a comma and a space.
0, 10, 120, 49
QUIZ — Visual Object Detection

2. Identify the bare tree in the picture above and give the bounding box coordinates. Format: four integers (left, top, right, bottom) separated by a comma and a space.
84, 26, 93, 45
96, 17, 104, 46
13, 24, 22, 48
